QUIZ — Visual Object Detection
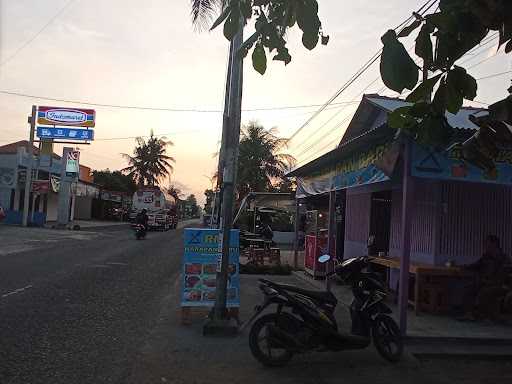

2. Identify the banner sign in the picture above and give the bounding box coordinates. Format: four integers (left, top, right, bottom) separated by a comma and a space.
37, 106, 95, 127
411, 143, 512, 185
31, 180, 50, 194
0, 167, 15, 188
295, 142, 396, 198
50, 175, 60, 192
37, 127, 94, 141
181, 228, 240, 307
65, 150, 80, 176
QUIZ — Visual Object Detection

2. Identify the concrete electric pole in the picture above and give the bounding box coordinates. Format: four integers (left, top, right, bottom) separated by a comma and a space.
204, 24, 244, 335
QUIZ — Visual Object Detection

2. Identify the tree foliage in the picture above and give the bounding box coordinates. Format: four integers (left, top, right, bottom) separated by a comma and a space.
191, 0, 328, 74
380, 0, 512, 173
92, 169, 137, 193
204, 188, 215, 213
185, 194, 199, 216
193, 1, 512, 173
121, 131, 175, 186
237, 121, 295, 199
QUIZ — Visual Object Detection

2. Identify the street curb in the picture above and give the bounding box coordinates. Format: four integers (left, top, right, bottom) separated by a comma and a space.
405, 336, 512, 346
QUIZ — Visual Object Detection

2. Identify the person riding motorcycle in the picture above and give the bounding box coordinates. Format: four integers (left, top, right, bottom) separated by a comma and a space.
135, 209, 149, 231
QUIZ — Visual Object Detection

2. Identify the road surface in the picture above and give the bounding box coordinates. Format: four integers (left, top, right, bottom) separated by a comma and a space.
1, 223, 511, 384
0, 223, 191, 384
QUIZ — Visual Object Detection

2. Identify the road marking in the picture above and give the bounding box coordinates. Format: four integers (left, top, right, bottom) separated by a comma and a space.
1, 285, 33, 298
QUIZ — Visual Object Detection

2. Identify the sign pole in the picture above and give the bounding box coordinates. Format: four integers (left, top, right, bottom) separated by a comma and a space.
22, 105, 37, 227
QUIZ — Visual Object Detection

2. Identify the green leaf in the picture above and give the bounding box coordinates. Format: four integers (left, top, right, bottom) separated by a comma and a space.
415, 23, 433, 65
238, 30, 261, 58
397, 19, 422, 38
302, 31, 319, 50
273, 47, 292, 65
406, 74, 442, 102
223, 11, 240, 40
211, 4, 232, 31
380, 30, 419, 93
321, 34, 330, 45
296, 0, 321, 34
252, 42, 267, 75
444, 66, 478, 113
433, 79, 448, 114
506, 40, 512, 54
387, 106, 412, 129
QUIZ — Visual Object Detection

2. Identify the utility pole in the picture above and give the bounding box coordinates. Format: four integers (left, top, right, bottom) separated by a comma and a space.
22, 105, 37, 227
212, 41, 235, 229
204, 24, 244, 335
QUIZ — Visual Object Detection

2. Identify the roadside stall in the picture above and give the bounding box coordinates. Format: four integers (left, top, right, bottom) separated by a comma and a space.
288, 94, 512, 334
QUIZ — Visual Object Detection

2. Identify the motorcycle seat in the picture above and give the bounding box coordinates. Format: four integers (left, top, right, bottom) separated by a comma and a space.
274, 283, 338, 305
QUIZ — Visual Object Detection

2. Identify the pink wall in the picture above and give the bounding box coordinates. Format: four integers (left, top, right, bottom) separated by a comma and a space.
389, 181, 438, 264
344, 192, 371, 258
438, 181, 512, 265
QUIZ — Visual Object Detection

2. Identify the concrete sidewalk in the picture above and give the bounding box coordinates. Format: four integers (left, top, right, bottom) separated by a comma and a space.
292, 271, 512, 359
127, 274, 433, 384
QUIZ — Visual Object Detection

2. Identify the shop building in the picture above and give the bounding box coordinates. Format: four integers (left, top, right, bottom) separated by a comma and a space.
0, 141, 99, 225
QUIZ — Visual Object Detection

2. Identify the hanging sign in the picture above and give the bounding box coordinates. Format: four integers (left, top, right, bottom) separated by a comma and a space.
37, 127, 94, 141
31, 180, 50, 194
37, 106, 95, 127
66, 150, 80, 176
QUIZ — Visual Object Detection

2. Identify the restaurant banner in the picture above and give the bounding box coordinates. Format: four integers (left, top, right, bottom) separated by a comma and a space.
411, 143, 512, 185
295, 142, 395, 198
181, 228, 240, 308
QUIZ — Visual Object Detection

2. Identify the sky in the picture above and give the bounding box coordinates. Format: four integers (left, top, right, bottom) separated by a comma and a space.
1, 0, 511, 205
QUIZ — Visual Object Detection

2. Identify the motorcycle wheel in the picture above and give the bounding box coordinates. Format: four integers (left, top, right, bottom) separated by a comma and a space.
249, 314, 294, 367
372, 314, 403, 362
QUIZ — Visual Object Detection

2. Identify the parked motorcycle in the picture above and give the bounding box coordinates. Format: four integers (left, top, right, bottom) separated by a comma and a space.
132, 223, 147, 240
246, 255, 403, 366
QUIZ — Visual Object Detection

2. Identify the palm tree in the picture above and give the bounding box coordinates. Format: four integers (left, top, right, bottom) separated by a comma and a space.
122, 131, 175, 187
190, 0, 225, 29
237, 121, 295, 199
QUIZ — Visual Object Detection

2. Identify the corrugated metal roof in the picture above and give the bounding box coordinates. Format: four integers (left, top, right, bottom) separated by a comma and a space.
287, 94, 489, 178
366, 95, 488, 130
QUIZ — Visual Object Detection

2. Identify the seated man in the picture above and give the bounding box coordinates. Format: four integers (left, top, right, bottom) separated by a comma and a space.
460, 235, 510, 321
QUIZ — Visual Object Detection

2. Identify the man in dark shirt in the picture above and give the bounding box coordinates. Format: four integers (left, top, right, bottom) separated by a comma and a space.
135, 209, 149, 231
461, 235, 509, 321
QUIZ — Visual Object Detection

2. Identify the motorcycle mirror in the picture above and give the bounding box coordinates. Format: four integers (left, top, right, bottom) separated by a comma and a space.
318, 254, 331, 263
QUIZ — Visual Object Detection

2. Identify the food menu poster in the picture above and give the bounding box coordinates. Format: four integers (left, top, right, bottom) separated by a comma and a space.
182, 228, 240, 307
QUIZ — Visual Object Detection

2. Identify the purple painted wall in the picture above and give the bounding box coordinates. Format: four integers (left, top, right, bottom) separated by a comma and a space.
343, 191, 371, 259
389, 180, 438, 264
343, 179, 512, 291
438, 181, 512, 265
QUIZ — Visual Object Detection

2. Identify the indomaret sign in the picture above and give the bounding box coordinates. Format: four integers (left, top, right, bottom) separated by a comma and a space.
37, 106, 95, 127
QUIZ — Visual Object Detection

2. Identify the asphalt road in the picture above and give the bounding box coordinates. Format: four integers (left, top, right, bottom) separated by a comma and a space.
0, 223, 191, 384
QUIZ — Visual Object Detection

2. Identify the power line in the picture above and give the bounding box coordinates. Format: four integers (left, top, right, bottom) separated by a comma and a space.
0, 130, 202, 144
0, 89, 358, 113
476, 70, 512, 81
1, 0, 78, 68
287, 0, 438, 143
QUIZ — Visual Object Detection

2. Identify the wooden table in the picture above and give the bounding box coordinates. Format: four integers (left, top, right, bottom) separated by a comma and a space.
369, 257, 474, 315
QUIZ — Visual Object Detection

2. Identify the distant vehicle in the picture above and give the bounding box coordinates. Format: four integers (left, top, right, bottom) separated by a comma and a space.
131, 186, 178, 231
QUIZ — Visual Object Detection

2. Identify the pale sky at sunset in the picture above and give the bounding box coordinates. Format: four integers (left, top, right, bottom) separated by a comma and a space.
1, 0, 511, 205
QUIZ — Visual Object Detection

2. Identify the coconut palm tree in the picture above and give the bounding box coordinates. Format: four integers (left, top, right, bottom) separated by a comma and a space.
237, 121, 295, 199
190, 0, 225, 29
122, 131, 175, 187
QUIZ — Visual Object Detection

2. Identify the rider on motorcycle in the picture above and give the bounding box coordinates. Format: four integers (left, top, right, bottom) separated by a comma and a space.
135, 209, 149, 231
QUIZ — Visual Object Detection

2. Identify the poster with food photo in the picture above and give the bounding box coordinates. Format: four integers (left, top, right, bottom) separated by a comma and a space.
181, 228, 240, 307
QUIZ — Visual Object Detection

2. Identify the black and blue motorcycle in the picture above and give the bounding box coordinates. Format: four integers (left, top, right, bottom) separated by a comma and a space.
246, 255, 403, 366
